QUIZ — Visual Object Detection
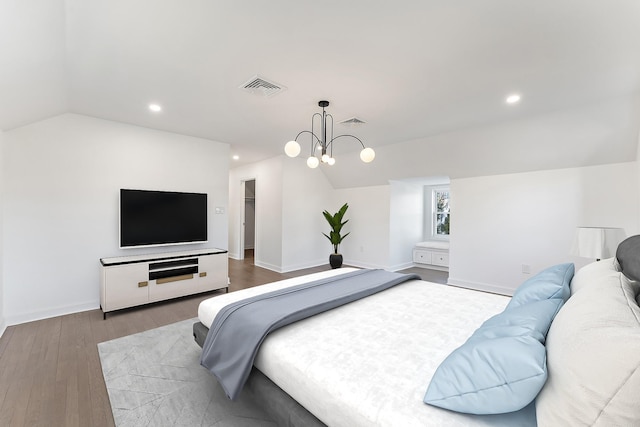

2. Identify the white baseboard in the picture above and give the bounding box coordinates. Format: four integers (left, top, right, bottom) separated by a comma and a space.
0, 318, 6, 339
411, 263, 448, 272
280, 259, 330, 274
253, 260, 284, 273
388, 261, 415, 272
447, 277, 514, 296
5, 301, 99, 327
342, 259, 383, 270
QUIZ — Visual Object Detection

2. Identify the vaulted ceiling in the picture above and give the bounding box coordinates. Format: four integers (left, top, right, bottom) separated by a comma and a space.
2, 1, 640, 186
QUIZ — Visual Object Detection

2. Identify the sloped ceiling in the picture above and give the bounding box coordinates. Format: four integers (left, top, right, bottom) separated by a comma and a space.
1, 0, 640, 186
0, 0, 68, 130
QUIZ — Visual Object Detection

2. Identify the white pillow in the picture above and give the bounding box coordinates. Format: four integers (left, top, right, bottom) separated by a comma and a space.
536, 272, 640, 425
569, 257, 619, 295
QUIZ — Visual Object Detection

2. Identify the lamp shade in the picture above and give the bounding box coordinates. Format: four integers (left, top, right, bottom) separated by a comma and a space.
284, 140, 301, 157
569, 227, 626, 260
360, 147, 375, 163
307, 156, 319, 168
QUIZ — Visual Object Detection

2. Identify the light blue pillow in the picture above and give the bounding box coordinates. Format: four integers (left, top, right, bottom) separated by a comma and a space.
424, 299, 562, 414
475, 298, 562, 344
507, 263, 574, 309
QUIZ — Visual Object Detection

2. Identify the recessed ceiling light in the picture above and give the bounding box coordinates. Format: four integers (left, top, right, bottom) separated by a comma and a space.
506, 94, 521, 104
232, 155, 239, 161
148, 103, 162, 112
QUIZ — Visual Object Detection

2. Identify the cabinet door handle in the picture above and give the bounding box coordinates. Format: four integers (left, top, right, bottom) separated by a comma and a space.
156, 274, 193, 285
138, 281, 148, 287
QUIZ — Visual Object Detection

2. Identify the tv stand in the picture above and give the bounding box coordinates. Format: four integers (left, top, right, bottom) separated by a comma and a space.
100, 248, 228, 319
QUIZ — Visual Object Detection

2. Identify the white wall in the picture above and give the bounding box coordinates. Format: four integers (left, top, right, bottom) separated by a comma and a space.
0, 129, 5, 336
229, 156, 397, 273
449, 162, 639, 295
281, 159, 334, 272
230, 160, 415, 272
335, 185, 391, 269
2, 113, 229, 325
229, 156, 335, 272
388, 180, 424, 270
229, 158, 402, 273
235, 154, 640, 289
229, 157, 285, 271
637, 133, 640, 225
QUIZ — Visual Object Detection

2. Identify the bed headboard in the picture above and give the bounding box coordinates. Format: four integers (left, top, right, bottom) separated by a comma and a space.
616, 234, 640, 281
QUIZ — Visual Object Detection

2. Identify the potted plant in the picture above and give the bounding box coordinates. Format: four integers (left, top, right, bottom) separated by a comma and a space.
322, 202, 350, 269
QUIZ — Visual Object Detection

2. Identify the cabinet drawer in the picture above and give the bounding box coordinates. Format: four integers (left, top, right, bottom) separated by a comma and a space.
432, 252, 449, 266
413, 249, 432, 264
149, 273, 200, 302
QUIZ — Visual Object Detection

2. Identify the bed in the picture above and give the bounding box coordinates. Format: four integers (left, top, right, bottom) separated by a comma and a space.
193, 236, 640, 426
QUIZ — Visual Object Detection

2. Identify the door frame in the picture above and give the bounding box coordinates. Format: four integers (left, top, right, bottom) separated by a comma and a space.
238, 178, 256, 260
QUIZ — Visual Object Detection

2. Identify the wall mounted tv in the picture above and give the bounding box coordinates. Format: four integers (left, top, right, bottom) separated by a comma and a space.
120, 189, 208, 248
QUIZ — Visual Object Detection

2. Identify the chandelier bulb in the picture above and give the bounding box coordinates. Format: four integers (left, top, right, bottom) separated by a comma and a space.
321, 154, 330, 163
307, 156, 320, 168
327, 157, 336, 166
360, 147, 376, 163
284, 140, 301, 158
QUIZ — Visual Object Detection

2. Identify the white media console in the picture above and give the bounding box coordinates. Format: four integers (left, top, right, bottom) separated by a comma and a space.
100, 248, 228, 318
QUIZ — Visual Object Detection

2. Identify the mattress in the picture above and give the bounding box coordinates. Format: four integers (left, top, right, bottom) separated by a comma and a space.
198, 269, 536, 426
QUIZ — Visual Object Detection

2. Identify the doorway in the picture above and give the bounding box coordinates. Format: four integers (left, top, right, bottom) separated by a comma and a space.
240, 179, 256, 263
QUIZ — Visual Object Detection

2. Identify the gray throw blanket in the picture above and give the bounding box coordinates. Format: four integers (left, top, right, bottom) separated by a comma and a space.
200, 269, 421, 400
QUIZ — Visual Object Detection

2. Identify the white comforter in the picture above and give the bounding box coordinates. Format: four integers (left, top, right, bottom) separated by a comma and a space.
198, 268, 536, 427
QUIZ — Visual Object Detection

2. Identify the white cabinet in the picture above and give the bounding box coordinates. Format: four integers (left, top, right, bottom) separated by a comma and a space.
432, 252, 449, 267
413, 246, 449, 271
413, 250, 432, 265
100, 249, 228, 318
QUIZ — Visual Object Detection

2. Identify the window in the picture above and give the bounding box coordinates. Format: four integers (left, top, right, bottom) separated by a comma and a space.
425, 186, 450, 239
432, 188, 450, 238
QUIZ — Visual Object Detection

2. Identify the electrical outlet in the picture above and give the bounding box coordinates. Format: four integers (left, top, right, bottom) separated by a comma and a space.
522, 264, 531, 274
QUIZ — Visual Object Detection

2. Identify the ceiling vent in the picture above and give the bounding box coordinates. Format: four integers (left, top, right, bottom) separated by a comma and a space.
240, 75, 286, 98
338, 117, 367, 127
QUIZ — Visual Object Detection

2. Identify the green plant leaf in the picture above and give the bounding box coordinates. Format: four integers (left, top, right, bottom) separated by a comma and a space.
322, 203, 349, 253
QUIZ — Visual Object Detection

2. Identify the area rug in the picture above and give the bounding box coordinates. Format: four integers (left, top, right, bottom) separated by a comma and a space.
98, 318, 276, 427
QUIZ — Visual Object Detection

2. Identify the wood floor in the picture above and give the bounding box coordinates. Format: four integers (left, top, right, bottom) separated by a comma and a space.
0, 255, 447, 427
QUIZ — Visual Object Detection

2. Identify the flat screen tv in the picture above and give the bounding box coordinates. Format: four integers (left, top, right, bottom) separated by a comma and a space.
120, 189, 208, 248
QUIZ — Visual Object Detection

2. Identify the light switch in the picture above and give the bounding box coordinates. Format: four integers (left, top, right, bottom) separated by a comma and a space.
215, 207, 225, 214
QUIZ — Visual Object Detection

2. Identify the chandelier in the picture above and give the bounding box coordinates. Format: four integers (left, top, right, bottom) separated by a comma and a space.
284, 100, 375, 168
